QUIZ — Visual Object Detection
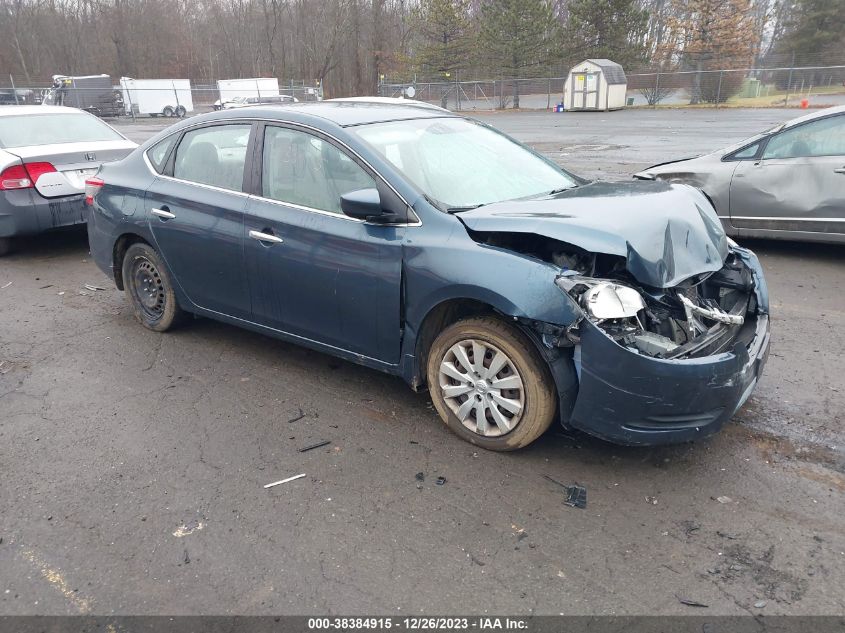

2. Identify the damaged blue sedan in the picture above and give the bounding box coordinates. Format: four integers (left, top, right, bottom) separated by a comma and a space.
85, 103, 770, 451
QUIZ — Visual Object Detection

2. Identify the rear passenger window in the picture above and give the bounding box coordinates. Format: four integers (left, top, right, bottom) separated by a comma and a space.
147, 135, 177, 173
261, 126, 376, 214
174, 124, 251, 191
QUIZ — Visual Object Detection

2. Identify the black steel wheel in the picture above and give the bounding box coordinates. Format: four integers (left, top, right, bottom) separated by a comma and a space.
122, 242, 186, 332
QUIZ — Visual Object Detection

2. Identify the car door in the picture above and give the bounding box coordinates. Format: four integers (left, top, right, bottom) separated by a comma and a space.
730, 113, 845, 235
243, 123, 405, 364
146, 122, 254, 319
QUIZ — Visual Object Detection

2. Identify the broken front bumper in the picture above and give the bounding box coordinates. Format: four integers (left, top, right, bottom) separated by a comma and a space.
565, 247, 770, 446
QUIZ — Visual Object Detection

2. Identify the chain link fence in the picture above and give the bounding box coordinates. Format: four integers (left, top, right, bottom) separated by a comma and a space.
380, 65, 845, 111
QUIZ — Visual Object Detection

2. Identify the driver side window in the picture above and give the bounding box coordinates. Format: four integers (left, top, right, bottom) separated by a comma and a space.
763, 115, 845, 159
261, 126, 376, 214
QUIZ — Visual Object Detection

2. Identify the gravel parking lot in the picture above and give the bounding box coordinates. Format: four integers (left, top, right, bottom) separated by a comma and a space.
1, 108, 843, 616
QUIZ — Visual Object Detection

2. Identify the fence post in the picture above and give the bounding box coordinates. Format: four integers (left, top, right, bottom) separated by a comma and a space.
547, 78, 551, 110
716, 71, 723, 107
9, 75, 19, 105
653, 71, 660, 108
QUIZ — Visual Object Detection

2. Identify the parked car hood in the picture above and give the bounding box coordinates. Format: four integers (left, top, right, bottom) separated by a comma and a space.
455, 181, 728, 288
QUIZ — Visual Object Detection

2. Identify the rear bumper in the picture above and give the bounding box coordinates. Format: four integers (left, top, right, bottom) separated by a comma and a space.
0, 190, 87, 238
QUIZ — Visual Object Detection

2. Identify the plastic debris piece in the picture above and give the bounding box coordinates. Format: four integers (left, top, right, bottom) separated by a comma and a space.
83, 284, 105, 291
676, 595, 709, 608
646, 496, 658, 505
1, 282, 11, 289
564, 485, 587, 509
715, 496, 733, 504
754, 600, 767, 609
435, 476, 447, 486
298, 440, 330, 453
264, 473, 306, 488
415, 472, 425, 482
287, 409, 305, 423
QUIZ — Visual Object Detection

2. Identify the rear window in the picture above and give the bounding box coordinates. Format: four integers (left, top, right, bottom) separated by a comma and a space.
0, 113, 124, 148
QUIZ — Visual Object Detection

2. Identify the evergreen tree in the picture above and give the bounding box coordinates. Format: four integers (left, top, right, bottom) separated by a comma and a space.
563, 0, 648, 70
478, 0, 560, 108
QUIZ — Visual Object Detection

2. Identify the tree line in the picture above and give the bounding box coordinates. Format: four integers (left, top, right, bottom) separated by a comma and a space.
1, 0, 842, 100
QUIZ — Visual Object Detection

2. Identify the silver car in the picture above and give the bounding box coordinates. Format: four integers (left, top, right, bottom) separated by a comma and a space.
0, 105, 136, 255
635, 105, 845, 244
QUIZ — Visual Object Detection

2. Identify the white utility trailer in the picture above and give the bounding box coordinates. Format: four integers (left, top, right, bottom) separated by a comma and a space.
216, 78, 280, 105
120, 78, 194, 117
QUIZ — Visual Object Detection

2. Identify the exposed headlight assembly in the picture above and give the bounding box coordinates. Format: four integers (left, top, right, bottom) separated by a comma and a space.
556, 276, 645, 321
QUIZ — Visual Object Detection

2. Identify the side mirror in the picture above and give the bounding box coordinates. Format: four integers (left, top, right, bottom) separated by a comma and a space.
340, 188, 385, 221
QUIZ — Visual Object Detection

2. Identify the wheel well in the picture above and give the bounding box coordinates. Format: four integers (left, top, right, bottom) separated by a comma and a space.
113, 233, 150, 290
414, 298, 499, 389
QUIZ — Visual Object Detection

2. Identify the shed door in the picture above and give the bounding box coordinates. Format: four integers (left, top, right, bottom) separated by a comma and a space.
571, 72, 600, 109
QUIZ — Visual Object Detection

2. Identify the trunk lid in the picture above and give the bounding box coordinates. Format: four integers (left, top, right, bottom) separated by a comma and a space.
7, 140, 136, 198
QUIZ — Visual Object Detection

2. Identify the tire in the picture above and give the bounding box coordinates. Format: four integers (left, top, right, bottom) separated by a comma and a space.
0, 237, 12, 256
121, 242, 186, 332
162, 106, 174, 117
426, 316, 557, 451
175, 105, 186, 118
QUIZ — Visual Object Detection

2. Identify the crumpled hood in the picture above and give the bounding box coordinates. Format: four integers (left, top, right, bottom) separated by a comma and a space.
456, 180, 728, 288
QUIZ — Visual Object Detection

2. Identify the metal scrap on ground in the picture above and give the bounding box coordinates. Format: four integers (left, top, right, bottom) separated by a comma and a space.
299, 440, 330, 453
264, 473, 306, 488
543, 474, 587, 509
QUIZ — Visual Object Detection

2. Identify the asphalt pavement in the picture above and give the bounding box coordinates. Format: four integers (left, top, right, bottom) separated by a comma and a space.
1, 108, 843, 616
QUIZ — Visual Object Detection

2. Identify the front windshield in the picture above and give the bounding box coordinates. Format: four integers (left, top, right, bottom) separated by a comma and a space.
351, 117, 577, 209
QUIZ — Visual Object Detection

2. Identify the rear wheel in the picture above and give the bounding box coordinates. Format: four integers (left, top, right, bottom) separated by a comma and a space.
0, 237, 12, 256
122, 242, 186, 332
426, 316, 557, 451
175, 105, 186, 118
162, 106, 174, 117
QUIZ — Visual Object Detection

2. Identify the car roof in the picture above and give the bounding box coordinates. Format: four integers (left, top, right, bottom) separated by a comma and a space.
783, 104, 845, 129
0, 105, 91, 117
210, 101, 457, 127
327, 96, 449, 112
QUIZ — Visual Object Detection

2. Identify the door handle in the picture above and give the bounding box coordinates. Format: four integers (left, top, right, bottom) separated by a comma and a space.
249, 229, 283, 244
151, 208, 176, 220
834, 167, 845, 174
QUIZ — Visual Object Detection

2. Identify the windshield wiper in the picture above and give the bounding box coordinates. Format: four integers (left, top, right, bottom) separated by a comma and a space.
445, 203, 487, 213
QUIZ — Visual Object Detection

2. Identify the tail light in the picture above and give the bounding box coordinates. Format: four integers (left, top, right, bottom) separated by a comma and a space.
84, 176, 104, 206
0, 165, 32, 190
0, 162, 57, 190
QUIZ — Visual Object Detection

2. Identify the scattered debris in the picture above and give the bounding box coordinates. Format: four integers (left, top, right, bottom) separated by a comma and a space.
83, 284, 105, 291
714, 496, 733, 504
754, 600, 767, 609
717, 530, 738, 539
543, 474, 587, 509
1, 281, 12, 289
298, 440, 330, 453
557, 570, 566, 579
172, 520, 204, 538
39, 284, 53, 289
183, 549, 190, 565
264, 473, 306, 489
469, 554, 485, 567
415, 472, 425, 482
676, 595, 709, 608
435, 476, 447, 486
646, 496, 658, 505
564, 485, 587, 509
58, 291, 65, 296
287, 409, 305, 423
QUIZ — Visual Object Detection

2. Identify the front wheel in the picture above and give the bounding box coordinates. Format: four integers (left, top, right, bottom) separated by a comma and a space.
122, 242, 186, 332
426, 316, 557, 451
162, 106, 174, 117
175, 105, 186, 117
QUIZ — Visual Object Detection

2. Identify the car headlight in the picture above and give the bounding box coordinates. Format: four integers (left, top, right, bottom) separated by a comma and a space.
581, 282, 645, 319
555, 276, 646, 320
